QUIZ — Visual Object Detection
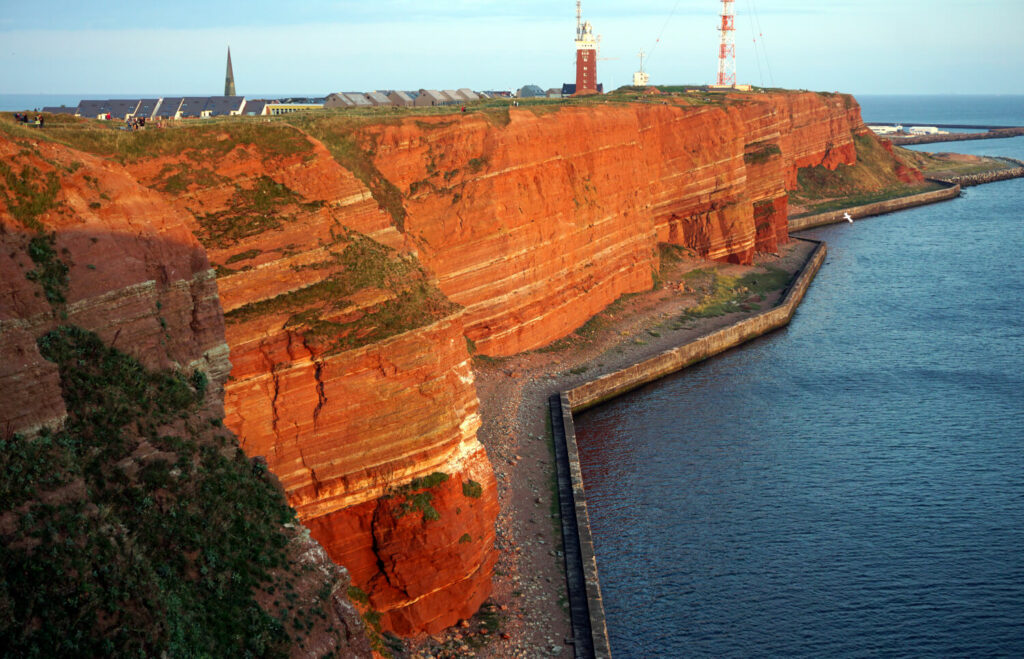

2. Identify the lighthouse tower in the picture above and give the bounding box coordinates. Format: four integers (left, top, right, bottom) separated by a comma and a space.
574, 1, 599, 95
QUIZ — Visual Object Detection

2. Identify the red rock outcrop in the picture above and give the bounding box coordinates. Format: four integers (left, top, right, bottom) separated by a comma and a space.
2, 90, 868, 638
0, 130, 372, 657
109, 130, 500, 636
0, 134, 228, 434
361, 91, 861, 356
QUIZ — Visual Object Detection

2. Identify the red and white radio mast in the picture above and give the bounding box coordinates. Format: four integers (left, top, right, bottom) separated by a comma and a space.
716, 0, 736, 87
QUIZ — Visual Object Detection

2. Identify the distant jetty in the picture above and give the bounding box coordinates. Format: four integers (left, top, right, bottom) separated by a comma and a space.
867, 123, 1024, 146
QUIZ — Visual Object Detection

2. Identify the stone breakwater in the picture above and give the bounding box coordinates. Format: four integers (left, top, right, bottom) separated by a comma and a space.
565, 238, 827, 412
888, 127, 1024, 146
788, 183, 961, 233
930, 158, 1024, 187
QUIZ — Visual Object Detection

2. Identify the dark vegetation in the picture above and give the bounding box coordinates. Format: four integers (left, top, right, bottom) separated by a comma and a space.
387, 472, 450, 523
791, 134, 941, 216
680, 266, 791, 320
744, 141, 782, 165
0, 160, 70, 306
0, 326, 348, 657
194, 176, 325, 249
226, 231, 458, 354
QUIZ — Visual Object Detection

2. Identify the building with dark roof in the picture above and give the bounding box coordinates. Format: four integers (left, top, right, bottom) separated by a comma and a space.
41, 106, 78, 115
154, 97, 184, 119
242, 100, 268, 116
517, 85, 546, 98
134, 99, 160, 118
77, 100, 111, 119
177, 97, 209, 118
560, 83, 603, 96
205, 96, 245, 116
106, 99, 142, 119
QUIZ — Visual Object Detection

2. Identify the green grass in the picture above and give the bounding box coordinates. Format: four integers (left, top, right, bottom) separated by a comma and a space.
462, 480, 483, 499
225, 231, 458, 354
680, 266, 791, 320
0, 161, 62, 232
288, 115, 408, 231
0, 115, 314, 165
194, 176, 324, 249
791, 134, 940, 216
387, 472, 450, 522
744, 141, 782, 165
0, 161, 71, 306
0, 325, 331, 657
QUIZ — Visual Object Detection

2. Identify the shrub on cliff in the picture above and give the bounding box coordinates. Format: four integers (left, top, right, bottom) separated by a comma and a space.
0, 326, 348, 657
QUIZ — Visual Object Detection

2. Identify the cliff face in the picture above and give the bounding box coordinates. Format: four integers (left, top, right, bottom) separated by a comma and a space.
1, 89, 866, 638
361, 91, 860, 356
110, 129, 500, 634
0, 133, 229, 433
0, 132, 370, 657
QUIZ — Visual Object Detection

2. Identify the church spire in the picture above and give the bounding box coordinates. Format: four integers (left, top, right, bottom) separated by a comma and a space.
224, 47, 236, 96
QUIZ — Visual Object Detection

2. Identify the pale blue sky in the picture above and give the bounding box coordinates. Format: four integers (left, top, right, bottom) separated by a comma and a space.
1, 0, 1021, 95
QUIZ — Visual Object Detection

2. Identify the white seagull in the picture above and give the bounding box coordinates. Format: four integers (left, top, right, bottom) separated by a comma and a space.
843, 212, 854, 223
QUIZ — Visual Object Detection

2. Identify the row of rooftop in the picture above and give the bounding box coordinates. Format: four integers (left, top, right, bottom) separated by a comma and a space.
42, 85, 602, 121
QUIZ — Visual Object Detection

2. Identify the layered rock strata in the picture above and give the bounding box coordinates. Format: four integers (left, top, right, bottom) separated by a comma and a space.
362, 91, 861, 356
110, 129, 500, 634
0, 132, 370, 656
2, 90, 871, 637
0, 134, 228, 433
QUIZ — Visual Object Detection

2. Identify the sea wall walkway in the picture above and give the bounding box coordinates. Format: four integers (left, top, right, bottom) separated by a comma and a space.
550, 239, 827, 657
788, 183, 960, 233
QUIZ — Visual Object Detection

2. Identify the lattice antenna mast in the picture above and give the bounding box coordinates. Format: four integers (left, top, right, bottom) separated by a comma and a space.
577, 0, 583, 39
717, 0, 736, 86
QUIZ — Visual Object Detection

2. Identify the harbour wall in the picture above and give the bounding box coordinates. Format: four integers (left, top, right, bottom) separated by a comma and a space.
550, 238, 827, 657
788, 183, 960, 233
565, 239, 827, 412
930, 158, 1024, 187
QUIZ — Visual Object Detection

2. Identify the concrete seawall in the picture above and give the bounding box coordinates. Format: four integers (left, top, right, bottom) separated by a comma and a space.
788, 183, 960, 233
550, 239, 827, 658
566, 239, 827, 412
550, 393, 612, 659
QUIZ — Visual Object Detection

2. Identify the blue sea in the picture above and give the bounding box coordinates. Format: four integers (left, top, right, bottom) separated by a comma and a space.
858, 95, 1024, 128
575, 98, 1024, 658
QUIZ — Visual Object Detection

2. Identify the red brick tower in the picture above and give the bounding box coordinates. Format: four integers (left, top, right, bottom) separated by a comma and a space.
574, 1, 599, 95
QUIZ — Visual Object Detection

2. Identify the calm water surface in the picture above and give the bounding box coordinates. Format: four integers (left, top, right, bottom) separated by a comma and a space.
576, 138, 1024, 656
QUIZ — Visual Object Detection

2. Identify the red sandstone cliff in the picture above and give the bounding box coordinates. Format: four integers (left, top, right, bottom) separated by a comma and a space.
358, 91, 860, 356
1, 90, 869, 638
0, 131, 371, 656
